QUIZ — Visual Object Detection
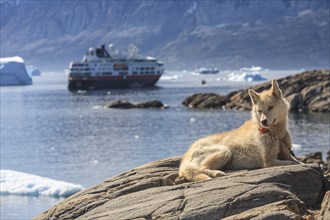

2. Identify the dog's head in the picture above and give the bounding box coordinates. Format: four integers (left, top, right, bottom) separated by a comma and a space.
248, 79, 289, 128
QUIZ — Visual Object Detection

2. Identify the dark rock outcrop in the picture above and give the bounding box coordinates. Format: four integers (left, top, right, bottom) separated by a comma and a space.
182, 93, 228, 109
34, 156, 328, 220
183, 69, 330, 112
107, 100, 168, 109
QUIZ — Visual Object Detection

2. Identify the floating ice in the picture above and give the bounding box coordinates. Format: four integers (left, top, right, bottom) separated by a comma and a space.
292, 144, 302, 151
26, 65, 41, 76
227, 72, 267, 82
227, 66, 267, 82
0, 56, 32, 85
0, 170, 83, 197
160, 75, 179, 81
240, 66, 263, 72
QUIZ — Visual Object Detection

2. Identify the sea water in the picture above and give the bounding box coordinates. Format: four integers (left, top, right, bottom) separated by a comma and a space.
1, 70, 329, 219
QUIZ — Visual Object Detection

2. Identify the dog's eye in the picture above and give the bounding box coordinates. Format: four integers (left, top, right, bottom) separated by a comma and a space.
268, 106, 273, 110
258, 110, 262, 113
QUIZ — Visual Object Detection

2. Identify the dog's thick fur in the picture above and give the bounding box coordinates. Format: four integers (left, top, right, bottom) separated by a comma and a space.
179, 79, 301, 182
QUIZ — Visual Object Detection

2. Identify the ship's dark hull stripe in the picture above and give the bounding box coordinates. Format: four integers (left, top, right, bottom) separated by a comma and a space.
68, 75, 161, 90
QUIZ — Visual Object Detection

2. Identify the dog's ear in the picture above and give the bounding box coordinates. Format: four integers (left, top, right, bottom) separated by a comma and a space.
248, 89, 260, 104
271, 79, 283, 98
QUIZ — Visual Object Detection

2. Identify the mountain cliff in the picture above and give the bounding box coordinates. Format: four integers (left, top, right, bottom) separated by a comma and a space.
1, 0, 329, 71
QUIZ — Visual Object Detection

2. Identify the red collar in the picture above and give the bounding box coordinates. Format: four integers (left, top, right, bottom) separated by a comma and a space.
258, 127, 270, 134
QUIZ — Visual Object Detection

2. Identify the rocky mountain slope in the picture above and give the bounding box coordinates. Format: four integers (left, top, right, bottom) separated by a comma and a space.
1, 0, 329, 71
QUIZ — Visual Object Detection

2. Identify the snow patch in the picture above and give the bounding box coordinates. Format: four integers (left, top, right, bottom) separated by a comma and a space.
0, 170, 83, 197
185, 1, 197, 15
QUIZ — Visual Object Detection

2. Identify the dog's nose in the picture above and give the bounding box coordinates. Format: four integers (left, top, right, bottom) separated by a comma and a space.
261, 119, 268, 126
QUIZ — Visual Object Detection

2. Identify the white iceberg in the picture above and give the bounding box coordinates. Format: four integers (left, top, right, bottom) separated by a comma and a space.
0, 170, 83, 197
227, 72, 267, 82
26, 65, 41, 76
240, 66, 263, 72
0, 56, 32, 85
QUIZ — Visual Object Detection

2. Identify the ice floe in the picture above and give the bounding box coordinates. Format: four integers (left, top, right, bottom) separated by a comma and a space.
0, 170, 83, 197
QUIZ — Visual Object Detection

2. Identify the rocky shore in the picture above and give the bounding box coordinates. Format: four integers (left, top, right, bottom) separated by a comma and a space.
183, 69, 330, 112
35, 152, 330, 220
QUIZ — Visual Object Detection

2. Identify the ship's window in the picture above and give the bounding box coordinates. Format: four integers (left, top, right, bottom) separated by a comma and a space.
133, 71, 138, 75
114, 63, 128, 70
103, 72, 112, 75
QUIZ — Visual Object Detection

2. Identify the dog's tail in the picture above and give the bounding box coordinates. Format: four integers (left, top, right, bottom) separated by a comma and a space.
179, 162, 211, 182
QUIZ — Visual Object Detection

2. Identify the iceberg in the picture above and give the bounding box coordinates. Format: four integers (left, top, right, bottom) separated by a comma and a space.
26, 65, 41, 76
228, 65, 267, 82
227, 72, 267, 82
0, 170, 83, 197
240, 66, 263, 72
0, 56, 32, 85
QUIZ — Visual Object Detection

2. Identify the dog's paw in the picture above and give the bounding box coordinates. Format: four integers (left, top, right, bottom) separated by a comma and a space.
210, 170, 226, 177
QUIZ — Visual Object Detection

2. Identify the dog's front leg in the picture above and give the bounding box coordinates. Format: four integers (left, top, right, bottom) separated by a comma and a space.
278, 132, 303, 164
263, 141, 298, 167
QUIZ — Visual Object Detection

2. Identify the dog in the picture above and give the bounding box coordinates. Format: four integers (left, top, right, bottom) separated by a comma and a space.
179, 79, 301, 182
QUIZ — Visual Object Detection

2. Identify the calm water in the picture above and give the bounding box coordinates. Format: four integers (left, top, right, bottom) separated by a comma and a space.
1, 71, 329, 219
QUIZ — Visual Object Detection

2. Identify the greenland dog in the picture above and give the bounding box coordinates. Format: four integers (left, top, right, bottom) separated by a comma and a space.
179, 79, 301, 181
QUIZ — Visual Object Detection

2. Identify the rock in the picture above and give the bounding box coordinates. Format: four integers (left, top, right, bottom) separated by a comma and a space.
182, 69, 330, 112
300, 152, 324, 165
182, 93, 228, 109
222, 200, 303, 220
287, 93, 303, 110
107, 100, 135, 109
107, 100, 168, 109
308, 92, 330, 112
298, 152, 329, 182
135, 100, 168, 109
319, 191, 330, 220
34, 156, 326, 220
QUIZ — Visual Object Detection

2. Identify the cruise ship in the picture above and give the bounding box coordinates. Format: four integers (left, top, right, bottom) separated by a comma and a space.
68, 44, 164, 90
